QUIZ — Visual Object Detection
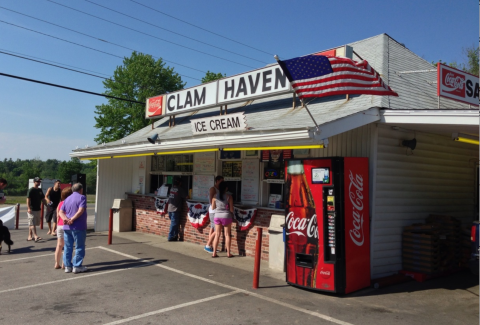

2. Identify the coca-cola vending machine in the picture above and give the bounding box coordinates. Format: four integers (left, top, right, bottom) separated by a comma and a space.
284, 157, 370, 294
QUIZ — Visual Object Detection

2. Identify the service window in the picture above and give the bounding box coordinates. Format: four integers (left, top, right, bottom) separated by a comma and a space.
222, 161, 242, 202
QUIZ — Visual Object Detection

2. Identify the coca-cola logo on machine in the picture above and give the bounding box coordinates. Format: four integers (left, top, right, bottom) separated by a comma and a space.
286, 212, 318, 238
348, 171, 365, 246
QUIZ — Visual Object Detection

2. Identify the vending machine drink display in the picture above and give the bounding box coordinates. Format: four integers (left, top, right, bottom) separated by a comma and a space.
284, 157, 370, 294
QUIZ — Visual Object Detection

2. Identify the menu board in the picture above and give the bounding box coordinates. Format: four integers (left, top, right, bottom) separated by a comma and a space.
194, 152, 216, 174
241, 159, 259, 202
192, 174, 213, 201
222, 161, 242, 179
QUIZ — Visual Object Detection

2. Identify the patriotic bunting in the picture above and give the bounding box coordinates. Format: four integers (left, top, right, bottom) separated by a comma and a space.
155, 198, 168, 215
187, 201, 210, 229
233, 206, 258, 231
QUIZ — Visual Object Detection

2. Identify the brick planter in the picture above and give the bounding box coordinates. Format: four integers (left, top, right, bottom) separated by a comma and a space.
128, 194, 276, 261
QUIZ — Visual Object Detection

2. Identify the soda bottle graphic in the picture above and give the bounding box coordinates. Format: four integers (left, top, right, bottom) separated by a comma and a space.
285, 160, 317, 287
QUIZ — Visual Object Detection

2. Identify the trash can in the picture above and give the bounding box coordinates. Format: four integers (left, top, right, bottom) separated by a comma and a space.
268, 214, 286, 272
112, 199, 133, 232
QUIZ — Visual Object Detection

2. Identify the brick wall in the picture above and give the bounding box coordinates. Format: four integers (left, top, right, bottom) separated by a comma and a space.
128, 194, 276, 261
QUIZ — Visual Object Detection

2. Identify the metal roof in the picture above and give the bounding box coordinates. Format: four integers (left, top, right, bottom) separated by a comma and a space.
73, 34, 476, 156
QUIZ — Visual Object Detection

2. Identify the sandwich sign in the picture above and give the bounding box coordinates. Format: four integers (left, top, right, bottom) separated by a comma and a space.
437, 63, 479, 105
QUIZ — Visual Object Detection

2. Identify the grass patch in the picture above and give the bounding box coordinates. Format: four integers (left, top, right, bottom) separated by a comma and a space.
2, 195, 96, 205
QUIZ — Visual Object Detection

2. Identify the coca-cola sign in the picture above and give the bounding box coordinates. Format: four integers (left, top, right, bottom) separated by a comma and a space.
348, 171, 364, 246
145, 95, 164, 118
437, 63, 479, 105
319, 267, 331, 279
286, 212, 318, 238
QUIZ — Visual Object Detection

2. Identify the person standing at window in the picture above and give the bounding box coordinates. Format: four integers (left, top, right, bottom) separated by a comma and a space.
204, 176, 224, 253
212, 181, 234, 258
167, 177, 188, 242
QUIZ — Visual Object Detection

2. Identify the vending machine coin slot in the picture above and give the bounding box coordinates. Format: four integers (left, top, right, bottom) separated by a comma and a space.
295, 253, 314, 268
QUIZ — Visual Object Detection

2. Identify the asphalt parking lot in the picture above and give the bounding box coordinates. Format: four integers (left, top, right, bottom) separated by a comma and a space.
0, 224, 478, 325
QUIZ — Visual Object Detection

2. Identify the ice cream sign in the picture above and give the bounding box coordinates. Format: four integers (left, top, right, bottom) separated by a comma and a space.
437, 63, 479, 105
146, 65, 291, 118
190, 112, 247, 135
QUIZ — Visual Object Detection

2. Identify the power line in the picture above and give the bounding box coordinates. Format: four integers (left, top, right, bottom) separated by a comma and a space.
0, 47, 111, 77
81, 0, 257, 69
0, 8, 207, 75
0, 72, 146, 104
0, 20, 201, 81
129, 0, 272, 56
47, 0, 267, 65
0, 50, 109, 80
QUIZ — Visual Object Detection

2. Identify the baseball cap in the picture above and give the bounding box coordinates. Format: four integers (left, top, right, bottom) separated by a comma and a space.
34, 177, 42, 182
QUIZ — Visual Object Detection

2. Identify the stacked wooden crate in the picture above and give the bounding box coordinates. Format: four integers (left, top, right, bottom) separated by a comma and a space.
402, 224, 441, 274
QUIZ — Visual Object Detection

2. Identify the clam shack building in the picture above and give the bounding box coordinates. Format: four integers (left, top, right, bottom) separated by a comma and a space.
71, 34, 479, 280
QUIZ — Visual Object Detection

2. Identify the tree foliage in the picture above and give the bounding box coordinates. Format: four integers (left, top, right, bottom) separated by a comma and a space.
433, 46, 479, 76
94, 52, 186, 144
0, 158, 97, 196
201, 71, 226, 83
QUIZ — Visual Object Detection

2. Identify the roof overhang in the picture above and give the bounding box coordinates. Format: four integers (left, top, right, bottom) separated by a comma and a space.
379, 109, 478, 125
71, 128, 315, 159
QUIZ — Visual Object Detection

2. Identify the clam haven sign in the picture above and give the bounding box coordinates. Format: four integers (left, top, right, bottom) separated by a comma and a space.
145, 65, 292, 118
190, 112, 247, 135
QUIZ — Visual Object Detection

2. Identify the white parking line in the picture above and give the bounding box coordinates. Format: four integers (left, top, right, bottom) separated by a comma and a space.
0, 263, 152, 294
102, 291, 240, 325
98, 246, 353, 325
0, 247, 100, 263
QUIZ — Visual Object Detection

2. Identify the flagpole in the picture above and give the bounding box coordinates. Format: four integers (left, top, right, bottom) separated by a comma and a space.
274, 55, 321, 135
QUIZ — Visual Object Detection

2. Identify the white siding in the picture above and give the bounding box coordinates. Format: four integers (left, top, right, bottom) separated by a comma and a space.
95, 158, 133, 231
372, 125, 478, 278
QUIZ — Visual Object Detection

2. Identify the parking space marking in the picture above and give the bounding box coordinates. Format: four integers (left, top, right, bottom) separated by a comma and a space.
0, 247, 100, 263
102, 291, 240, 325
99, 246, 354, 325
0, 263, 149, 294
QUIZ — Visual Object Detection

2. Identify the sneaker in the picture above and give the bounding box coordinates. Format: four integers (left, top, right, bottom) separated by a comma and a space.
65, 267, 72, 273
73, 266, 88, 274
204, 246, 213, 253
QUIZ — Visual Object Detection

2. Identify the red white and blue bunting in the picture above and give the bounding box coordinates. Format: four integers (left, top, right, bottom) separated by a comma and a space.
233, 207, 257, 231
187, 201, 210, 229
155, 198, 169, 215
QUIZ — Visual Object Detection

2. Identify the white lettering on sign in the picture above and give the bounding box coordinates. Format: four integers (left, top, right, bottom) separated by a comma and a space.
190, 113, 247, 135
438, 63, 479, 106
285, 212, 318, 239
348, 171, 364, 246
145, 64, 292, 118
218, 66, 290, 104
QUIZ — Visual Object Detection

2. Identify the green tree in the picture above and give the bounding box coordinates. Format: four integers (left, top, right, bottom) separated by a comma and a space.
201, 71, 226, 83
57, 158, 83, 183
433, 46, 479, 76
94, 52, 185, 144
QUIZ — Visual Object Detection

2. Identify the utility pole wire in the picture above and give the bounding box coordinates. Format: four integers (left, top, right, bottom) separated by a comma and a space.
0, 8, 207, 74
0, 50, 108, 80
0, 72, 146, 104
129, 0, 273, 56
46, 0, 267, 64
0, 20, 201, 81
0, 47, 111, 77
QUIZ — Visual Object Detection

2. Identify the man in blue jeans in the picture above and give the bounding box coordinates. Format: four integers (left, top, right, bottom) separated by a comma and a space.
167, 178, 188, 241
59, 183, 88, 274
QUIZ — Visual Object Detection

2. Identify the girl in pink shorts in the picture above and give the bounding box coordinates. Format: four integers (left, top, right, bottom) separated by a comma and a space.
211, 181, 234, 258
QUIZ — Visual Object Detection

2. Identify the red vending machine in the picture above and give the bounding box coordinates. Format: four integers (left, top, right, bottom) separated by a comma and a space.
284, 157, 370, 294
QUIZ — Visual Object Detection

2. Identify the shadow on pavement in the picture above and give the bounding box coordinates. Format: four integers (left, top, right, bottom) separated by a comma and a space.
350, 270, 479, 297
86, 258, 168, 272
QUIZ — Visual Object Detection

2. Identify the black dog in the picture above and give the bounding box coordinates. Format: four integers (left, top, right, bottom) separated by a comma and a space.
0, 220, 14, 254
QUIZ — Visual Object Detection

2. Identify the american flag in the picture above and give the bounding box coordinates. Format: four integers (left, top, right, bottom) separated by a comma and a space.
277, 54, 398, 99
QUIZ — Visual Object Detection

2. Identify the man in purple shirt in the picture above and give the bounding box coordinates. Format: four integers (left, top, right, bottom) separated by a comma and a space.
59, 183, 88, 274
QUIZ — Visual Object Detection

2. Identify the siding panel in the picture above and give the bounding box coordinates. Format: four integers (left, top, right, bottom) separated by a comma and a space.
371, 125, 478, 278
95, 158, 134, 232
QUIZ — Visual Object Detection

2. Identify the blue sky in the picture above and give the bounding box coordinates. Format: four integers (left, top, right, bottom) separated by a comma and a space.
0, 0, 477, 161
